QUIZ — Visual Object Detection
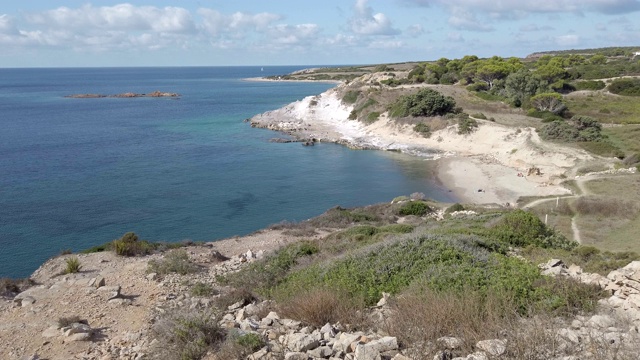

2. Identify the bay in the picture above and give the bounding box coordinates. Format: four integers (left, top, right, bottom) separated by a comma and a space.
0, 66, 454, 278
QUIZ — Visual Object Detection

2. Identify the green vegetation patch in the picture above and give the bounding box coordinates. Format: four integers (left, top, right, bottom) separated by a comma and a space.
608, 78, 640, 96
388, 88, 457, 118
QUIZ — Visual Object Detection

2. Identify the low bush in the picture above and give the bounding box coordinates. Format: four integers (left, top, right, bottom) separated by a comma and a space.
445, 203, 465, 214
64, 256, 82, 274
388, 88, 456, 118
413, 122, 431, 138
191, 282, 215, 297
457, 116, 478, 135
366, 111, 380, 123
573, 80, 606, 91
539, 115, 603, 142
149, 308, 224, 360
147, 249, 200, 275
112, 232, 155, 257
307, 206, 378, 228
608, 78, 640, 96
471, 113, 487, 119
277, 287, 367, 327
398, 201, 432, 216
342, 90, 360, 104
235, 333, 265, 353
491, 210, 576, 250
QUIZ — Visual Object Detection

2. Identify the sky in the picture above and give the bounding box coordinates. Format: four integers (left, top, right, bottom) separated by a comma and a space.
1, 0, 639, 67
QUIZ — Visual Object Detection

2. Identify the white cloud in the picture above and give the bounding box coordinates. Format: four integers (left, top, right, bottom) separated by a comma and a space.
267, 24, 320, 46
407, 24, 425, 37
0, 14, 18, 35
26, 4, 196, 33
403, 0, 640, 16
555, 34, 580, 46
349, 0, 400, 35
448, 6, 494, 31
447, 32, 465, 42
519, 24, 555, 32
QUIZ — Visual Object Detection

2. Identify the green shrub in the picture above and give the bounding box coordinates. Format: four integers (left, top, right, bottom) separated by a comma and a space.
398, 201, 432, 216
539, 115, 603, 142
471, 113, 487, 120
457, 116, 478, 135
147, 250, 200, 275
342, 90, 360, 104
573, 80, 606, 91
466, 83, 489, 92
191, 282, 215, 297
236, 333, 265, 352
491, 210, 576, 250
112, 232, 154, 257
445, 203, 465, 214
366, 112, 380, 123
64, 257, 81, 274
413, 122, 431, 138
389, 88, 456, 118
608, 78, 640, 96
348, 109, 357, 120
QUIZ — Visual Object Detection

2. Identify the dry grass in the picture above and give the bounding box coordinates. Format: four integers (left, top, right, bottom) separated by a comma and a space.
565, 91, 640, 124
573, 196, 638, 219
0, 277, 35, 297
384, 289, 516, 356
277, 288, 368, 328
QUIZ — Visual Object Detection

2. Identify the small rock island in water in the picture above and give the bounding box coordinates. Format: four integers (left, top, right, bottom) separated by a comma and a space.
65, 90, 180, 98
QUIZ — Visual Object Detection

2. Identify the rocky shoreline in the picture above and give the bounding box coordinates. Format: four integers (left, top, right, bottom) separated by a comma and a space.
65, 91, 180, 99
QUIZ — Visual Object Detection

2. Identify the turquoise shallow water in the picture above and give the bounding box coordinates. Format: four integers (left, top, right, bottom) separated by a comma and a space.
0, 66, 455, 278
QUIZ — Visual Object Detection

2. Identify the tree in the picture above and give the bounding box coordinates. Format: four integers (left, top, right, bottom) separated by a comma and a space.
530, 93, 566, 114
503, 69, 549, 107
589, 54, 607, 65
474, 56, 523, 89
535, 63, 568, 83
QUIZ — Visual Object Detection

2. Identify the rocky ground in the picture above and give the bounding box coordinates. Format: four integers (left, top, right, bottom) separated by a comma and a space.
3, 222, 640, 359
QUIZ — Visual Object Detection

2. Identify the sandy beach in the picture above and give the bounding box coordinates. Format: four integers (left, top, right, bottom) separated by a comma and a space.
249, 82, 591, 206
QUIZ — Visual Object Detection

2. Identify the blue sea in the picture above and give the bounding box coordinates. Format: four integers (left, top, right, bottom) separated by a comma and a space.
0, 66, 455, 278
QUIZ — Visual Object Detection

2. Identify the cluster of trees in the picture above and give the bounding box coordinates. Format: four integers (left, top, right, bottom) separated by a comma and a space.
399, 53, 640, 110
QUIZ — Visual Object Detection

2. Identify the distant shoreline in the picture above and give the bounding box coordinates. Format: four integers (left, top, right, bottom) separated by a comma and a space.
243, 76, 343, 84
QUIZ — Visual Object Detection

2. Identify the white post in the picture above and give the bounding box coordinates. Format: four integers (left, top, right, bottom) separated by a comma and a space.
556, 197, 559, 208
545, 214, 548, 225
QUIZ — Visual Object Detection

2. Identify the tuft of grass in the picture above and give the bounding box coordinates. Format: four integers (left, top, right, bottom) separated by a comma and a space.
64, 257, 81, 274
147, 249, 200, 275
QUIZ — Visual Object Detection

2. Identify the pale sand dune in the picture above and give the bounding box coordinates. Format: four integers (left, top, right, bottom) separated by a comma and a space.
250, 86, 592, 205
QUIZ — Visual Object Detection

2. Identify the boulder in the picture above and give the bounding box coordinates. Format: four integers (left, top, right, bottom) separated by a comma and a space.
284, 333, 320, 352
475, 339, 506, 356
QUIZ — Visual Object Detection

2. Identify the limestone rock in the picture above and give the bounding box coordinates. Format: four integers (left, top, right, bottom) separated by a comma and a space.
284, 333, 320, 352
475, 339, 506, 356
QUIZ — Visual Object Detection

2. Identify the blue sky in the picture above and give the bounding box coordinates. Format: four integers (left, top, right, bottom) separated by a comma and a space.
1, 0, 639, 67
